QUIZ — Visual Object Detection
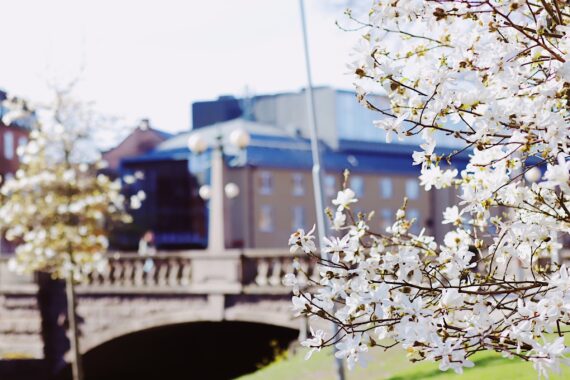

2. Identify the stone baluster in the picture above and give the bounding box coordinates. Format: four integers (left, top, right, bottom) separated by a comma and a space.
282, 259, 295, 286
85, 272, 94, 286
145, 263, 156, 286
180, 260, 191, 286
255, 259, 269, 286
268, 259, 282, 287
168, 259, 180, 287
84, 272, 92, 286
133, 260, 144, 287
122, 259, 135, 287
157, 260, 168, 287
101, 261, 112, 286
95, 263, 108, 286
114, 260, 125, 287
298, 258, 309, 286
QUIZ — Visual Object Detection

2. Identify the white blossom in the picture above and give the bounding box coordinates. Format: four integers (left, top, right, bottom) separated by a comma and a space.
285, 1, 570, 377
332, 189, 358, 211
289, 225, 316, 254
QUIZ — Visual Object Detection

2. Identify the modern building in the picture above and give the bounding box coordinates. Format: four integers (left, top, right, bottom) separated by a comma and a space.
192, 95, 243, 129
192, 87, 462, 149
120, 88, 468, 249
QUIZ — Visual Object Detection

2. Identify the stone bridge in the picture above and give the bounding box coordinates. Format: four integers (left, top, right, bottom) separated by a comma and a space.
0, 249, 316, 361
0, 146, 321, 379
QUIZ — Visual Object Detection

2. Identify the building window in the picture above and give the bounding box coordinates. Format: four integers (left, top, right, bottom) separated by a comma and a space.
379, 178, 393, 199
325, 174, 337, 197
292, 206, 306, 231
259, 171, 273, 195
292, 173, 304, 196
381, 208, 393, 229
405, 178, 420, 200
408, 208, 421, 233
350, 176, 364, 197
18, 136, 27, 148
4, 132, 14, 160
259, 205, 274, 232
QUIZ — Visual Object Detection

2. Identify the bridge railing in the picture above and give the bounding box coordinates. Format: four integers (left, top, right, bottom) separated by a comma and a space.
82, 252, 194, 292
4, 248, 570, 294
0, 250, 319, 295
3, 249, 570, 295
241, 249, 318, 294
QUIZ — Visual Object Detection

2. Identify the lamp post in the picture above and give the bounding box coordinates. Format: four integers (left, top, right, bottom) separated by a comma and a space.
299, 1, 345, 378
188, 128, 249, 253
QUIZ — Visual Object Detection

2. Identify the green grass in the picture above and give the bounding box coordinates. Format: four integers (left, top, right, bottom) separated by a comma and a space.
239, 344, 570, 380
386, 349, 570, 380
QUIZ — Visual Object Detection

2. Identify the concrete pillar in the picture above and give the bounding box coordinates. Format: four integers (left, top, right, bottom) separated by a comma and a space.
208, 148, 227, 253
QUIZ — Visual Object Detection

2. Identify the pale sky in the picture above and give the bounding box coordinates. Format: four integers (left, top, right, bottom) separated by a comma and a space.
0, 0, 360, 135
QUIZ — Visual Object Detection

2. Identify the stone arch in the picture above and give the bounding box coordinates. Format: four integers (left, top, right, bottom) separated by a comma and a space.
81, 308, 299, 354
76, 319, 300, 380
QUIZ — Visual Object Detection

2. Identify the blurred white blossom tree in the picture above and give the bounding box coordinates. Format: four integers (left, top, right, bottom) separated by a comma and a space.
288, 1, 570, 378
0, 90, 142, 380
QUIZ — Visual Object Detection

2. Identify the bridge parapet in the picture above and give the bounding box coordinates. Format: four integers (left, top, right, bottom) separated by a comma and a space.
78, 249, 318, 294
0, 249, 318, 358
0, 249, 318, 295
82, 252, 194, 293
3, 248, 570, 360
5, 248, 570, 296
241, 249, 318, 294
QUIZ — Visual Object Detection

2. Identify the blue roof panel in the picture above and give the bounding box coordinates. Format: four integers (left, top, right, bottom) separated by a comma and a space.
122, 132, 470, 174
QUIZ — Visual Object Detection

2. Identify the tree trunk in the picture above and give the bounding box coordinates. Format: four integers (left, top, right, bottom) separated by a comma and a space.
37, 272, 67, 379
65, 275, 84, 380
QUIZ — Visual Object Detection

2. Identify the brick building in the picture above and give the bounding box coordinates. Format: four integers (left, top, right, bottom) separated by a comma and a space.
0, 90, 34, 254
102, 119, 172, 177
0, 90, 32, 181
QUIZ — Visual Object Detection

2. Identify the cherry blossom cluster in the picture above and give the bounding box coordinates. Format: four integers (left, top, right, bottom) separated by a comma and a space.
0, 94, 142, 281
288, 1, 570, 378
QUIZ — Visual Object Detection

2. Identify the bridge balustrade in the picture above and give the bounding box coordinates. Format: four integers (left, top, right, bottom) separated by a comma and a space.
83, 252, 193, 293
241, 249, 319, 294
0, 250, 320, 295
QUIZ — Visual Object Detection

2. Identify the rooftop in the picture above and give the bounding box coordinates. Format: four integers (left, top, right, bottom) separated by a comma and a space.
124, 118, 470, 174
